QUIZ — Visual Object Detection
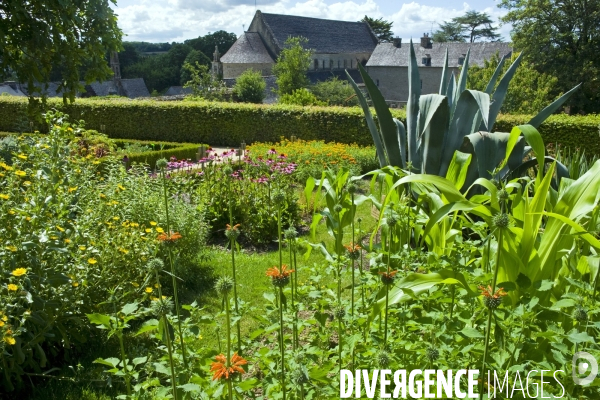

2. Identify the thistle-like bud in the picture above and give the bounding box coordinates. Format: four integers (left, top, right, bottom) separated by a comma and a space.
222, 165, 233, 176
387, 214, 398, 227
145, 258, 164, 272
497, 189, 509, 202
334, 305, 346, 320
492, 213, 510, 229
284, 227, 297, 240
357, 217, 363, 223
292, 368, 309, 385
426, 347, 439, 362
273, 191, 286, 205
215, 276, 234, 294
151, 297, 174, 317
483, 295, 503, 310
573, 307, 588, 322
376, 351, 390, 368
156, 158, 168, 170
347, 183, 357, 194
333, 204, 343, 213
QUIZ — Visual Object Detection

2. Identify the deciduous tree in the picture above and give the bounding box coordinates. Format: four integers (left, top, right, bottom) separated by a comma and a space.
273, 37, 312, 96
361, 16, 394, 42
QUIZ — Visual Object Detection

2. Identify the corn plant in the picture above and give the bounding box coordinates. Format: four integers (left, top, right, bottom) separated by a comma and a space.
348, 41, 581, 190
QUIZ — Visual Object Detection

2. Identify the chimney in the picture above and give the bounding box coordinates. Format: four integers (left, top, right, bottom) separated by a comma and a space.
392, 37, 402, 48
420, 33, 432, 49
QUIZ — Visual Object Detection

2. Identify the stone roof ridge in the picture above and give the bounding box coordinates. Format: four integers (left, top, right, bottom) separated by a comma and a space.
256, 10, 282, 53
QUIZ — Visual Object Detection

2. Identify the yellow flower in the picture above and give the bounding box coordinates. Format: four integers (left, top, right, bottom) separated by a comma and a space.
15, 170, 26, 177
11, 268, 27, 277
0, 194, 9, 200
5, 245, 17, 252
64, 239, 71, 244
0, 162, 12, 171
118, 184, 126, 190
72, 282, 79, 287
8, 210, 15, 215
1, 315, 7, 322
118, 248, 129, 254
4, 337, 16, 345
145, 287, 153, 293
26, 217, 31, 221
112, 216, 119, 221
131, 282, 140, 288
56, 226, 65, 232
145, 228, 152, 233
7, 284, 18, 291
0, 320, 4, 327
198, 334, 203, 340
23, 181, 31, 186
155, 227, 164, 233
50, 236, 58, 240
150, 221, 157, 226
88, 258, 97, 265
79, 245, 86, 251
68, 187, 77, 193
154, 283, 160, 288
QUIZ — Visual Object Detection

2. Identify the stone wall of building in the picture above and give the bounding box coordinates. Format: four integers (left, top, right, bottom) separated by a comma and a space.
366, 66, 460, 101
223, 63, 274, 79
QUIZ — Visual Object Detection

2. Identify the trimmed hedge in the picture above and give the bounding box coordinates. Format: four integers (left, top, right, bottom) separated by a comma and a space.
0, 97, 598, 155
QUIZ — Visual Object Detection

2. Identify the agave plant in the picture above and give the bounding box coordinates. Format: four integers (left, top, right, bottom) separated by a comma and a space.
347, 41, 580, 191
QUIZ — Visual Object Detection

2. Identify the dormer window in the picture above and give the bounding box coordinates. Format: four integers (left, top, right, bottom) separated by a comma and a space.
458, 54, 466, 65
422, 55, 431, 66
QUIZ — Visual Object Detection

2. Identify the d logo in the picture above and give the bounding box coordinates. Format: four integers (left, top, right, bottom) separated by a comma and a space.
572, 352, 598, 386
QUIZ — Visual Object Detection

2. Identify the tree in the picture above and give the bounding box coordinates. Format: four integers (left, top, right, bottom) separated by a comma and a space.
361, 16, 394, 42
185, 31, 237, 59
433, 11, 501, 43
182, 62, 226, 101
467, 52, 560, 114
311, 77, 358, 106
233, 69, 266, 103
432, 21, 466, 43
272, 37, 312, 96
0, 0, 122, 104
180, 50, 211, 85
500, 0, 600, 113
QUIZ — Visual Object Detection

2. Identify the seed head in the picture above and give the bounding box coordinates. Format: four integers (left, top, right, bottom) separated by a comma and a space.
347, 183, 357, 194
215, 276, 235, 294
573, 307, 587, 322
266, 265, 294, 287
492, 213, 510, 229
292, 368, 309, 385
333, 204, 343, 213
426, 347, 439, 362
376, 351, 390, 368
380, 270, 398, 286
479, 285, 507, 309
222, 165, 233, 176
151, 297, 174, 317
387, 214, 398, 227
156, 158, 168, 170
273, 191, 286, 205
284, 227, 297, 240
497, 189, 509, 202
333, 305, 346, 320
145, 258, 164, 272
225, 223, 241, 240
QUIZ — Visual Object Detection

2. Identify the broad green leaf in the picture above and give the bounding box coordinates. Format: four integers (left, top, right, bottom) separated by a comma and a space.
86, 313, 112, 328
439, 47, 449, 95
460, 326, 484, 339
178, 383, 201, 393
453, 48, 471, 112
418, 94, 449, 175
529, 84, 581, 128
121, 302, 138, 316
446, 151, 472, 190
567, 330, 595, 344
136, 319, 159, 336
407, 39, 422, 170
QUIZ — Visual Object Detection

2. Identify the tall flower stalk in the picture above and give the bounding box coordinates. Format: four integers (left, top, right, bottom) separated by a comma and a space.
216, 276, 235, 400
382, 210, 398, 347
285, 227, 298, 350
267, 265, 295, 400
156, 158, 188, 370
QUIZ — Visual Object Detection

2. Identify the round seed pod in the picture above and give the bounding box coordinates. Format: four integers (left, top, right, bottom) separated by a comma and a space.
273, 191, 286, 205
334, 305, 346, 320
215, 276, 234, 294
380, 273, 396, 286
146, 258, 164, 272
284, 227, 297, 240
333, 204, 343, 213
225, 228, 240, 240
573, 307, 588, 322
497, 189, 509, 202
377, 351, 390, 368
222, 165, 233, 176
387, 214, 398, 227
271, 274, 290, 288
492, 213, 510, 229
347, 183, 357, 194
151, 297, 174, 317
292, 368, 309, 385
426, 347, 439, 362
156, 158, 168, 170
483, 295, 502, 310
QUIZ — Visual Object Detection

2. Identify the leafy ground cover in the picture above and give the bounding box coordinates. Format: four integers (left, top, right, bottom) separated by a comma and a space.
2, 112, 600, 400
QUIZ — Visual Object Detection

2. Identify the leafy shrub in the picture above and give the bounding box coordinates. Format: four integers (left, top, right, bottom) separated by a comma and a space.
247, 139, 377, 182
233, 69, 266, 104
273, 36, 312, 95
311, 77, 359, 106
0, 112, 210, 390
279, 88, 326, 106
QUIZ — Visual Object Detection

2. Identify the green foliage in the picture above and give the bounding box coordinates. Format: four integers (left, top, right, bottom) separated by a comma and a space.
182, 62, 227, 101
500, 0, 600, 113
0, 0, 122, 104
279, 88, 326, 106
349, 41, 582, 190
468, 52, 560, 114
432, 21, 465, 43
273, 37, 312, 96
311, 77, 359, 106
233, 69, 266, 104
360, 16, 393, 42
434, 11, 501, 43
184, 30, 237, 59
180, 50, 211, 85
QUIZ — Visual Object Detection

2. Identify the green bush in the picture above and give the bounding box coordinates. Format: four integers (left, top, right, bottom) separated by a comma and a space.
279, 88, 326, 106
233, 69, 266, 104
311, 77, 359, 107
0, 96, 598, 155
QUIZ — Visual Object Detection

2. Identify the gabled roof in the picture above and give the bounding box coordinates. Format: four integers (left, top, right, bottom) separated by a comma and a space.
85, 78, 149, 98
0, 83, 25, 96
120, 78, 150, 98
221, 32, 275, 64
256, 11, 378, 54
366, 42, 513, 68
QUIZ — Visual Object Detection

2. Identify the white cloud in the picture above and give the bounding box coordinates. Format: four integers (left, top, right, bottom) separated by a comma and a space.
111, 0, 511, 43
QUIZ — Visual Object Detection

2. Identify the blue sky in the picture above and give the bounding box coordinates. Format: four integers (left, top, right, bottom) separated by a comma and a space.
110, 0, 512, 43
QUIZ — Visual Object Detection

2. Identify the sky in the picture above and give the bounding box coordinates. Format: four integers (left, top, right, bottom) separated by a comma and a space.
109, 0, 513, 44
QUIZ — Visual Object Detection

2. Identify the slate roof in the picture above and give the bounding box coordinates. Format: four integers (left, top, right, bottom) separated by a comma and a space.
221, 32, 275, 64
164, 86, 192, 96
258, 11, 378, 54
120, 78, 150, 98
366, 42, 513, 68
85, 78, 149, 98
0, 83, 25, 96
307, 69, 363, 84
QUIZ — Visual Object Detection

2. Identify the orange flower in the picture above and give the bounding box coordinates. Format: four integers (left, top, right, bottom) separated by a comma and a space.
210, 352, 248, 380
344, 243, 361, 260
266, 264, 295, 287
379, 270, 398, 286
226, 224, 240, 231
157, 231, 182, 242
478, 285, 507, 299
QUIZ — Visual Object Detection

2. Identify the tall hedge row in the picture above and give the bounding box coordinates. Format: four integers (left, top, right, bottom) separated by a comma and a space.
0, 97, 598, 154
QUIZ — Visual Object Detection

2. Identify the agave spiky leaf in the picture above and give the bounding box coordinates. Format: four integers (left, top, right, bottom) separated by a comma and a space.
439, 47, 449, 95
407, 39, 422, 171
487, 53, 523, 132
528, 84, 581, 128
418, 94, 449, 175
484, 53, 508, 95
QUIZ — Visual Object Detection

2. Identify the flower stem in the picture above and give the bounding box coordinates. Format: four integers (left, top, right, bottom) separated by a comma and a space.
384, 225, 393, 346
225, 291, 233, 400
279, 286, 287, 400
164, 315, 178, 400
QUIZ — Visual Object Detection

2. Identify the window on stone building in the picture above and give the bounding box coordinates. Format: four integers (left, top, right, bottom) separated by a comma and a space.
314, 59, 319, 70
458, 55, 465, 65
422, 56, 431, 66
